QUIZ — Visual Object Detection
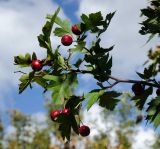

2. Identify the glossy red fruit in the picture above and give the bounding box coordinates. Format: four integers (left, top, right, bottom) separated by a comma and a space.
71, 25, 82, 35
156, 88, 160, 96
31, 60, 43, 71
132, 83, 144, 96
61, 35, 73, 46
61, 108, 70, 115
79, 125, 90, 137
50, 110, 60, 121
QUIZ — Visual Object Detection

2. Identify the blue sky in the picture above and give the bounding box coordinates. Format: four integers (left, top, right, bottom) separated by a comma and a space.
0, 1, 159, 144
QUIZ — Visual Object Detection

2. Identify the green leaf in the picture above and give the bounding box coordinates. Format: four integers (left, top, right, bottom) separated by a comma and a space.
80, 11, 115, 35
45, 74, 78, 105
59, 121, 71, 141
43, 7, 60, 38
137, 64, 156, 79
53, 17, 72, 37
58, 56, 65, 68
54, 27, 71, 37
65, 96, 84, 115
58, 113, 79, 141
105, 57, 112, 70
146, 34, 155, 43
19, 72, 35, 94
37, 34, 48, 49
14, 53, 31, 67
132, 86, 153, 110
98, 12, 115, 36
80, 12, 103, 32
89, 11, 103, 26
55, 17, 71, 32
92, 38, 114, 54
70, 41, 86, 53
146, 97, 160, 128
19, 82, 29, 94
70, 114, 79, 135
19, 74, 29, 82
85, 89, 105, 110
73, 59, 83, 68
33, 76, 48, 88
37, 7, 60, 49
136, 72, 145, 79
99, 91, 121, 110
43, 75, 60, 82
32, 52, 37, 60
85, 64, 94, 71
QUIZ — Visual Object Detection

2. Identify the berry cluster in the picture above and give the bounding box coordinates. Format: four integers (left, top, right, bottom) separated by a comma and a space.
132, 83, 145, 96
132, 83, 160, 96
61, 25, 81, 46
50, 108, 70, 120
50, 108, 90, 137
30, 25, 90, 137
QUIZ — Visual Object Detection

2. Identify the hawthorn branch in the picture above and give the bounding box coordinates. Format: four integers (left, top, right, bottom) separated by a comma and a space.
108, 75, 160, 88
71, 69, 160, 88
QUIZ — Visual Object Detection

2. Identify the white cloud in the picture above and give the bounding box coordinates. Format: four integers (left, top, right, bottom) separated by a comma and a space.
30, 112, 47, 127
0, 0, 67, 110
132, 126, 156, 149
82, 104, 157, 148
82, 104, 119, 146
5, 125, 16, 136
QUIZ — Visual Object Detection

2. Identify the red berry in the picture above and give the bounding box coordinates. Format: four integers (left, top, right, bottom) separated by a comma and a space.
61, 108, 70, 115
61, 35, 73, 46
71, 25, 82, 35
79, 125, 90, 137
132, 83, 144, 96
31, 60, 43, 71
50, 110, 60, 121
156, 88, 160, 96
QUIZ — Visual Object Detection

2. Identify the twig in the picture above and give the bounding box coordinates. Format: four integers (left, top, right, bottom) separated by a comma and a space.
14, 71, 27, 74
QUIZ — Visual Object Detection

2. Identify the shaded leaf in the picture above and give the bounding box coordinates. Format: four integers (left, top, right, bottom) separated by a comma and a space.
32, 52, 37, 60
132, 86, 153, 110
73, 59, 83, 68
19, 72, 34, 94
99, 91, 121, 110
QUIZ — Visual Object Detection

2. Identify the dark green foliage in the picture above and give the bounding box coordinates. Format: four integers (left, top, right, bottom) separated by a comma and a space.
137, 63, 157, 79
146, 97, 160, 128
80, 11, 115, 36
99, 91, 121, 110
58, 113, 79, 141
131, 86, 153, 110
65, 96, 84, 115
139, 0, 160, 41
